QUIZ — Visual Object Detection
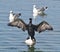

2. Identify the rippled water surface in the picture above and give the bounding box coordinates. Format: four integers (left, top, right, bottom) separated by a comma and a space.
0, 0, 60, 52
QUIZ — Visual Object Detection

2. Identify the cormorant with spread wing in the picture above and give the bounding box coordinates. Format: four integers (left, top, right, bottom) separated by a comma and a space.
8, 18, 53, 47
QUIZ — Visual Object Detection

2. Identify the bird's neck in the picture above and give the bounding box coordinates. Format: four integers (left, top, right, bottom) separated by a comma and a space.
9, 13, 14, 22
33, 7, 36, 11
29, 21, 32, 26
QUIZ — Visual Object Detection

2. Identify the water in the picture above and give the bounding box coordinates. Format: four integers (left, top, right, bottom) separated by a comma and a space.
0, 0, 60, 52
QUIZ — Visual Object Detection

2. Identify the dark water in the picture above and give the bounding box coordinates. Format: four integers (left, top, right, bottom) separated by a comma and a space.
0, 0, 60, 52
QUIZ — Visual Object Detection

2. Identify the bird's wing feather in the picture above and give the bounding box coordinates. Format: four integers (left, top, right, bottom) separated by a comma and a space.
37, 7, 45, 12
13, 13, 21, 20
8, 18, 27, 31
14, 13, 21, 17
35, 21, 53, 33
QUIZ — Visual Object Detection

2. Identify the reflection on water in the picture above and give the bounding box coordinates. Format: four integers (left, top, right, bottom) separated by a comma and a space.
28, 47, 35, 52
28, 47, 42, 52
22, 46, 43, 52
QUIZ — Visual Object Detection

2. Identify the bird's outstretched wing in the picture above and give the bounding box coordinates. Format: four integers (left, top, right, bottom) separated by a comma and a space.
35, 21, 53, 33
8, 18, 27, 31
13, 13, 21, 18
13, 13, 21, 20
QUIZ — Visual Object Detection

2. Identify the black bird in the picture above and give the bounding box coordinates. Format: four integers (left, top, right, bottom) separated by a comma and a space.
8, 18, 53, 47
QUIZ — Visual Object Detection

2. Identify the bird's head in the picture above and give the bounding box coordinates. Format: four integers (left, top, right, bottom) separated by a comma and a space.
19, 13, 21, 16
29, 18, 32, 24
33, 5, 36, 8
45, 7, 48, 9
10, 10, 13, 13
29, 18, 32, 20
